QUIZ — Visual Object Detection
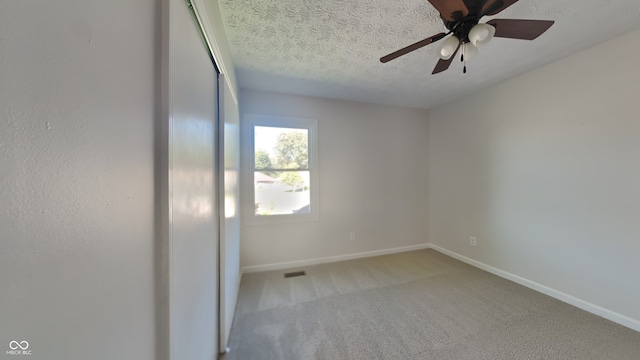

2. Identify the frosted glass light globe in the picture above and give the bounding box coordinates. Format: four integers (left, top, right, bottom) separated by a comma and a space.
438, 36, 460, 60
469, 23, 496, 47
462, 42, 478, 61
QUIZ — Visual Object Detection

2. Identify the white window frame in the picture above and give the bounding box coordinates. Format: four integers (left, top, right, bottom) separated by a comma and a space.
243, 114, 319, 225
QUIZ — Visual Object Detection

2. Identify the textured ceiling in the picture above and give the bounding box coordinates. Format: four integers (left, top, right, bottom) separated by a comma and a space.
219, 0, 640, 109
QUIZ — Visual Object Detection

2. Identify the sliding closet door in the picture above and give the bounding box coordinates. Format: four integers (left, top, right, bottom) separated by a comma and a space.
167, 0, 219, 358
219, 73, 241, 351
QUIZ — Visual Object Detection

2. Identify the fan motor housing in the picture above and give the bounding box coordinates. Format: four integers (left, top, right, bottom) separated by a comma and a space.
442, 16, 482, 43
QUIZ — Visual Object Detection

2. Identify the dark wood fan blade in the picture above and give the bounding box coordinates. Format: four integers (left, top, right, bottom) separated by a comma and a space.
482, 0, 519, 16
428, 0, 469, 21
462, 0, 486, 16
380, 33, 447, 63
487, 19, 554, 40
432, 42, 461, 74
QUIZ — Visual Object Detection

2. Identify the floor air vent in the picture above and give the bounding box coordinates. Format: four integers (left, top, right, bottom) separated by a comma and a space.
284, 271, 306, 278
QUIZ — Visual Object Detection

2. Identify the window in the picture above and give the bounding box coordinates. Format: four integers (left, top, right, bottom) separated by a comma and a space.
244, 115, 318, 223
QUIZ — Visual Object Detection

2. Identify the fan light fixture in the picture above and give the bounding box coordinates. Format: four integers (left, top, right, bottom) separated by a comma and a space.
438, 23, 494, 63
462, 42, 478, 61
438, 36, 460, 60
469, 23, 496, 47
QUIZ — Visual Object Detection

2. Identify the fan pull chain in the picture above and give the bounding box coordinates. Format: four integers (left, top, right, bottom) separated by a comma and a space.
461, 44, 467, 74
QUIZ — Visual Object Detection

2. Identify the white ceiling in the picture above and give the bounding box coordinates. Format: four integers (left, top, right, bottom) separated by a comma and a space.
219, 0, 640, 109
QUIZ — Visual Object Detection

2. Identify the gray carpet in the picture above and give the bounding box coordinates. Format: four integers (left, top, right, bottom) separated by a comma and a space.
223, 249, 640, 360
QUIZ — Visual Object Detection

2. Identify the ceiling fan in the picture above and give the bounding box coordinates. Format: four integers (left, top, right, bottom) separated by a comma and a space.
380, 0, 554, 74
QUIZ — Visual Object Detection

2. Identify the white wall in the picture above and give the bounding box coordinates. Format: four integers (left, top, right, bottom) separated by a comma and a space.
240, 90, 430, 268
0, 0, 158, 359
428, 28, 640, 326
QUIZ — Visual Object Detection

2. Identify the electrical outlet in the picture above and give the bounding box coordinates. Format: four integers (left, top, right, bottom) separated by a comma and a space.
349, 231, 356, 242
469, 236, 477, 246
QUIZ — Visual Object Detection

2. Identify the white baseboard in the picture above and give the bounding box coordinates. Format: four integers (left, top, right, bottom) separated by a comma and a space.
241, 243, 430, 274
428, 244, 640, 333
